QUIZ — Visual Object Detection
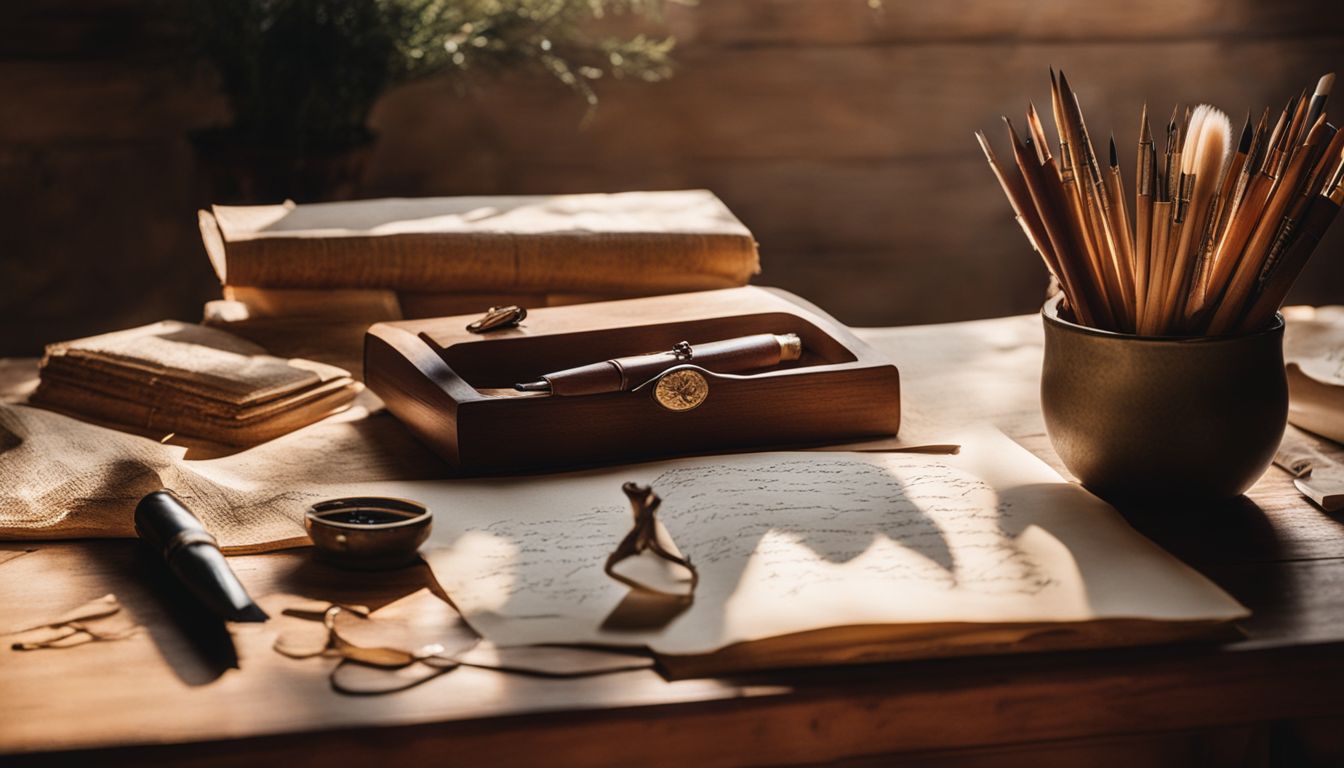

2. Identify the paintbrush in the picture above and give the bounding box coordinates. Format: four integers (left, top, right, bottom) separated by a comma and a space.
1162, 105, 1231, 330
1197, 105, 1289, 322
1306, 73, 1336, 129
1186, 111, 1253, 325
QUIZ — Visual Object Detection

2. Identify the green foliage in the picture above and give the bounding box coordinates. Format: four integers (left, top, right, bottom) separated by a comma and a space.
194, 0, 677, 153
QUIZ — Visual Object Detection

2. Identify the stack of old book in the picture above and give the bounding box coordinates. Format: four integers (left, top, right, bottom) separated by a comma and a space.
30, 321, 360, 446
197, 189, 761, 374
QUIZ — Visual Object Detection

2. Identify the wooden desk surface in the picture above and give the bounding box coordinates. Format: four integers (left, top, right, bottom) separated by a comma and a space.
4, 314, 1344, 767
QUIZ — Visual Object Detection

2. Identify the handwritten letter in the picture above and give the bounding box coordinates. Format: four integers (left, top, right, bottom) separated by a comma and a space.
398, 430, 1245, 655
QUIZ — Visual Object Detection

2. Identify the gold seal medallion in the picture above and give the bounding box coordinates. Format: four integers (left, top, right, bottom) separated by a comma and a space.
653, 369, 709, 412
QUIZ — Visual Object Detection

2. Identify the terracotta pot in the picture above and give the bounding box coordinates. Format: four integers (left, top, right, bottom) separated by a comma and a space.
1040, 294, 1287, 502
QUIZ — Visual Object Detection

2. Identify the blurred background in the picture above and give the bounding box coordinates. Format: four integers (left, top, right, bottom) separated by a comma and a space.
3, 0, 1344, 355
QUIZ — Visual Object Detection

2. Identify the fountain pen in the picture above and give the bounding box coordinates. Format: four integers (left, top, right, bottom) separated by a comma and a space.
134, 491, 268, 623
514, 333, 803, 396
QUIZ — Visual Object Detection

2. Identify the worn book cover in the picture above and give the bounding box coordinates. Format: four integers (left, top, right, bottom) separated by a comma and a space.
200, 190, 761, 293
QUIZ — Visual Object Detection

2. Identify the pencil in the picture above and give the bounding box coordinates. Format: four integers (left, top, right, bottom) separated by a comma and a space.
1001, 118, 1100, 327
980, 72, 1340, 338
975, 130, 1066, 299
1238, 145, 1343, 331
1050, 72, 1119, 328
1283, 89, 1310, 152
1143, 109, 1180, 334
1106, 134, 1137, 322
1208, 114, 1331, 333
1195, 111, 1286, 328
1027, 102, 1052, 165
1256, 125, 1341, 295
1145, 201, 1173, 334
1238, 195, 1341, 332
1274, 91, 1308, 178
1134, 105, 1156, 332
1060, 71, 1131, 328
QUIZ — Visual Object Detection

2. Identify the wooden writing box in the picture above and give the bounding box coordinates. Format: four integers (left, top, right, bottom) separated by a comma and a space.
365, 287, 900, 473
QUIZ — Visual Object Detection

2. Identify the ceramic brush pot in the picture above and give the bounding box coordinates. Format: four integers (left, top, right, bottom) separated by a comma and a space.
1041, 294, 1287, 502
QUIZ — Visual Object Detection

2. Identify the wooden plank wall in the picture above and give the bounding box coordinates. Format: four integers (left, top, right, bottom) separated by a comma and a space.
0, 1, 227, 354
3, 0, 1344, 354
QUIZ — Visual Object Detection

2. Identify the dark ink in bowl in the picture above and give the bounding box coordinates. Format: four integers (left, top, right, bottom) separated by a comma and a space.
317, 509, 414, 526
305, 497, 432, 570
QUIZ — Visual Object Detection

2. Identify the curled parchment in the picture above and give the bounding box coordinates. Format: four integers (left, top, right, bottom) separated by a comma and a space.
269, 589, 653, 695
603, 482, 698, 599
6, 594, 140, 651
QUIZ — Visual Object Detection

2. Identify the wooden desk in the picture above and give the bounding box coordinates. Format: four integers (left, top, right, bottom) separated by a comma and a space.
4, 314, 1344, 767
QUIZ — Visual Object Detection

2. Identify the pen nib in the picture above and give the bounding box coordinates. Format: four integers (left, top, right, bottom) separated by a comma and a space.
514, 380, 551, 393
232, 603, 270, 623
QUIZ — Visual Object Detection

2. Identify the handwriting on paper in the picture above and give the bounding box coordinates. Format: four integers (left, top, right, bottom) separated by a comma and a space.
439, 455, 1056, 623
649, 458, 1055, 598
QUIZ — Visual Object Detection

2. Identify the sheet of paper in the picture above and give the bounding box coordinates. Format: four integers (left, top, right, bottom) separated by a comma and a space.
1284, 305, 1344, 443
1295, 472, 1344, 512
1278, 424, 1344, 512
345, 429, 1246, 657
0, 403, 435, 553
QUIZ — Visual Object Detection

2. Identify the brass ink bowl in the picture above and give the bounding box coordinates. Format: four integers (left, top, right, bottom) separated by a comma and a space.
1041, 295, 1287, 503
305, 497, 431, 570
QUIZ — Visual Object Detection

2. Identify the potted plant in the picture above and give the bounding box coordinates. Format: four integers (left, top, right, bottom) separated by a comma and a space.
191, 0, 676, 203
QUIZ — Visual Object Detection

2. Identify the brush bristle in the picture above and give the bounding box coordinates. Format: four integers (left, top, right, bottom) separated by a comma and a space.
1181, 105, 1213, 173
1317, 72, 1336, 97
1193, 106, 1232, 185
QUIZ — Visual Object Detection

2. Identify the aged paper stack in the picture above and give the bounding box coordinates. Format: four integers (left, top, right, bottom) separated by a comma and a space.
351, 430, 1248, 678
30, 321, 359, 446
